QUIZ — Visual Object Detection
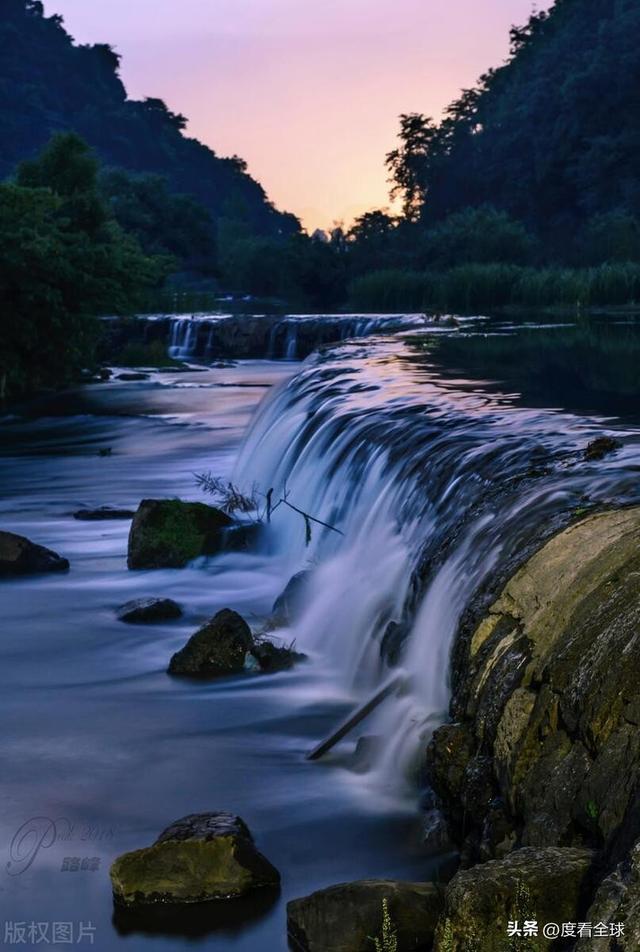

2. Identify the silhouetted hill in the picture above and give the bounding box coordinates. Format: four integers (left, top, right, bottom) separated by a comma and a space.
419, 0, 640, 240
0, 0, 299, 237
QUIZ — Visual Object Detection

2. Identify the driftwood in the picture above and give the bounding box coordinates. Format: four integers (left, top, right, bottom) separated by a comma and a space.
306, 674, 406, 761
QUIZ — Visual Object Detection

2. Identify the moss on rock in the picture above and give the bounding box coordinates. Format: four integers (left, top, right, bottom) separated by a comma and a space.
127, 499, 234, 569
110, 812, 280, 907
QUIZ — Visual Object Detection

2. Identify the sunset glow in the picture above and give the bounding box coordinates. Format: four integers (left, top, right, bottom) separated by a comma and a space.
44, 0, 551, 230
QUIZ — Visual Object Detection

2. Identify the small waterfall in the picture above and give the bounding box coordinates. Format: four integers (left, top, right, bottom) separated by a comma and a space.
233, 336, 640, 798
163, 312, 439, 362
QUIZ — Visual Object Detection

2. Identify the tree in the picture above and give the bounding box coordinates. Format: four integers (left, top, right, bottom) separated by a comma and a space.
422, 206, 536, 267
0, 134, 166, 401
385, 114, 439, 221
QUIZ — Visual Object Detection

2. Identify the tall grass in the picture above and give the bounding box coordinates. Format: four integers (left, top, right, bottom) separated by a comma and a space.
348, 263, 640, 312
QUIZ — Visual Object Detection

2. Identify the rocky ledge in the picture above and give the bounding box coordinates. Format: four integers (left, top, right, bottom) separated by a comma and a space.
424, 506, 640, 949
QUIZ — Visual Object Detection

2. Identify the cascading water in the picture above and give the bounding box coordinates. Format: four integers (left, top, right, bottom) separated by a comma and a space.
161, 312, 437, 361
233, 330, 640, 801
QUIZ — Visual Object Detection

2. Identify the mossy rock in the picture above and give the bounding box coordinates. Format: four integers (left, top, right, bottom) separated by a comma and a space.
127, 499, 233, 569
434, 847, 594, 951
110, 812, 280, 907
288, 879, 444, 952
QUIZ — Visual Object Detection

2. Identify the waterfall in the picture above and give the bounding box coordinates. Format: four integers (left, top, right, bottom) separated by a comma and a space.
233, 336, 639, 797
165, 313, 435, 361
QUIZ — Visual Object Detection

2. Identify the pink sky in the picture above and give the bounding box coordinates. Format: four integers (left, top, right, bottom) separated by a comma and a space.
45, 0, 551, 230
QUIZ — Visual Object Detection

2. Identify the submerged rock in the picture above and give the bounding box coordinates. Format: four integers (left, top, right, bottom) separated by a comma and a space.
584, 435, 622, 460
73, 507, 135, 521
127, 499, 234, 569
110, 812, 280, 907
168, 609, 253, 677
0, 531, 69, 577
287, 879, 444, 952
434, 847, 594, 951
271, 570, 311, 626
117, 598, 182, 624
250, 638, 305, 673
116, 372, 150, 381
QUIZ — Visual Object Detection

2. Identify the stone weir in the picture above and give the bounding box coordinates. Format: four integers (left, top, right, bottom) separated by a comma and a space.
100, 312, 441, 363
425, 506, 640, 950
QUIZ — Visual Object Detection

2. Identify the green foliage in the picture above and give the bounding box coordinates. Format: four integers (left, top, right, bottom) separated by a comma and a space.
0, 133, 165, 401
371, 899, 398, 952
384, 0, 640, 245
349, 262, 640, 312
219, 233, 347, 308
422, 207, 536, 267
99, 169, 216, 274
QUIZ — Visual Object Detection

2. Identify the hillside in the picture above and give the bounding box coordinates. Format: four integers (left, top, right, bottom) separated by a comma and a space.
0, 0, 299, 238
417, 0, 640, 241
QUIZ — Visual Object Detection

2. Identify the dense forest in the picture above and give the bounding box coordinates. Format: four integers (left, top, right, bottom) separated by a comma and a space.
347, 0, 640, 308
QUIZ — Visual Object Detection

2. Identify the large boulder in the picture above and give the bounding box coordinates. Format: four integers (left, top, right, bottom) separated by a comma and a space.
168, 609, 253, 677
432, 507, 640, 863
127, 499, 234, 569
110, 812, 279, 907
0, 531, 69, 577
434, 847, 594, 951
117, 598, 182, 624
288, 879, 444, 952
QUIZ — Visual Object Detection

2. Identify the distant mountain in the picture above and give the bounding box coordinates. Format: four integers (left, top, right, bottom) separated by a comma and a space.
0, 0, 299, 237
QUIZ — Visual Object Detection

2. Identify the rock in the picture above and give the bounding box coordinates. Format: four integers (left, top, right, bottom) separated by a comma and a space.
98, 368, 113, 380
73, 507, 135, 521
351, 735, 382, 772
116, 372, 150, 381
287, 879, 444, 952
434, 847, 594, 951
578, 837, 640, 950
168, 609, 253, 677
117, 598, 182, 624
250, 638, 305, 673
221, 522, 262, 552
0, 531, 69, 577
110, 812, 279, 907
272, 570, 311, 626
434, 506, 640, 923
440, 507, 640, 859
584, 436, 622, 460
127, 499, 234, 569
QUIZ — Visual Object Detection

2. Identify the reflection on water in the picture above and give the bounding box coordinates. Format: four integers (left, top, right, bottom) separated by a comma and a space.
1, 319, 639, 950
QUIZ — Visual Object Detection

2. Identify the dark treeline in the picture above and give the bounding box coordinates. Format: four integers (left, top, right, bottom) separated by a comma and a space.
346, 0, 640, 309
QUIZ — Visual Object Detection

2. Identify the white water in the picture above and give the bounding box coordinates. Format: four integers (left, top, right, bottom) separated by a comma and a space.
233, 334, 640, 801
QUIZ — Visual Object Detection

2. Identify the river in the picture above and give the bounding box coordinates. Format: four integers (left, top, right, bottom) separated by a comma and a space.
1, 315, 639, 950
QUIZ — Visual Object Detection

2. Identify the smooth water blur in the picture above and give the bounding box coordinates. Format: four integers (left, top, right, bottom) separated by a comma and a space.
0, 362, 429, 952
1, 317, 640, 950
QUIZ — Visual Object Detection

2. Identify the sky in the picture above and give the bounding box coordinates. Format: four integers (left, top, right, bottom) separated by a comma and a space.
44, 0, 551, 231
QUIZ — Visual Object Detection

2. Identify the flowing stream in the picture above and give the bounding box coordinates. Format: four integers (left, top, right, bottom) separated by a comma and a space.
1, 315, 639, 950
